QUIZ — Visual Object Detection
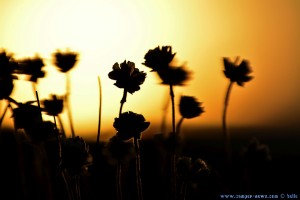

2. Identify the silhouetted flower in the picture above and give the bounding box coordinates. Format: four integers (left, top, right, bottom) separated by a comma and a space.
179, 95, 204, 119
25, 121, 59, 142
0, 50, 18, 76
103, 135, 135, 165
42, 94, 64, 116
177, 156, 209, 182
0, 50, 18, 99
223, 57, 253, 86
61, 136, 91, 176
143, 46, 175, 71
108, 60, 146, 94
12, 102, 42, 130
113, 111, 150, 141
157, 66, 191, 86
53, 50, 78, 73
241, 137, 272, 167
15, 56, 45, 82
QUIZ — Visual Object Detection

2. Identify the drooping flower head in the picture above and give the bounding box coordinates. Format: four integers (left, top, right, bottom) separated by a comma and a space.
108, 60, 146, 94
113, 111, 150, 141
158, 66, 191, 86
16, 55, 45, 82
223, 57, 253, 86
42, 94, 64, 116
143, 46, 175, 71
53, 49, 78, 73
61, 136, 92, 176
179, 95, 204, 119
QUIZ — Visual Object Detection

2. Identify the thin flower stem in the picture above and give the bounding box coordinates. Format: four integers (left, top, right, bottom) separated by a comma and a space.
134, 137, 143, 200
180, 182, 187, 200
96, 76, 102, 145
0, 101, 9, 128
175, 117, 184, 138
35, 91, 43, 121
58, 115, 66, 138
66, 73, 75, 138
222, 81, 234, 165
160, 90, 170, 135
61, 170, 74, 200
116, 161, 123, 200
119, 89, 127, 117
170, 84, 177, 200
75, 175, 81, 200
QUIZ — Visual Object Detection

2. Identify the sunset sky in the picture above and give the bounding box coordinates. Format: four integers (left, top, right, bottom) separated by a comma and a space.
1, 0, 299, 140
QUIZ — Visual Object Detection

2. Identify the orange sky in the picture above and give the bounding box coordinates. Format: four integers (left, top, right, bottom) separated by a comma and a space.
1, 0, 300, 140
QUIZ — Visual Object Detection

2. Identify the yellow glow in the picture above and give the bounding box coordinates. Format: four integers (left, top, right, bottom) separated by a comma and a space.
1, 0, 300, 140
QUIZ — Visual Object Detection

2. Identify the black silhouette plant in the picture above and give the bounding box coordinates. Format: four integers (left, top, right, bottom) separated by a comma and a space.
15, 55, 45, 93
177, 95, 204, 137
42, 94, 65, 136
108, 60, 146, 116
113, 111, 150, 141
113, 111, 150, 200
222, 57, 253, 165
108, 60, 147, 200
60, 136, 92, 200
0, 50, 18, 127
143, 46, 191, 199
177, 157, 209, 200
53, 49, 78, 138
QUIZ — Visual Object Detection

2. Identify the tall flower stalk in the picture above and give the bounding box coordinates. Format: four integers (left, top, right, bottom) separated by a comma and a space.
177, 95, 204, 137
113, 112, 150, 200
222, 57, 253, 165
96, 76, 102, 145
53, 49, 78, 138
143, 46, 191, 200
108, 60, 147, 200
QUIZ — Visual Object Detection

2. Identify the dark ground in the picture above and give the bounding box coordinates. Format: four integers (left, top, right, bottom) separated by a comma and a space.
0, 126, 299, 199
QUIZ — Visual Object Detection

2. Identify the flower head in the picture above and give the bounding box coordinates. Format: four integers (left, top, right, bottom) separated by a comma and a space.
0, 50, 18, 75
143, 46, 175, 71
53, 50, 78, 73
157, 66, 191, 86
103, 135, 135, 165
42, 94, 64, 116
177, 156, 209, 182
61, 136, 91, 176
223, 57, 253, 86
12, 102, 42, 130
108, 60, 146, 94
0, 50, 18, 99
16, 55, 45, 82
113, 111, 150, 141
179, 95, 204, 119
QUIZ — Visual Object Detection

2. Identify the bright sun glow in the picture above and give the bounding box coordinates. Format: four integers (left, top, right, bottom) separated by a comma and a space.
1, 0, 300, 140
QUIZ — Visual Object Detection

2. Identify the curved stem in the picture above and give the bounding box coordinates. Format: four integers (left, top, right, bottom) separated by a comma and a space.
116, 161, 123, 200
169, 84, 177, 200
119, 89, 127, 117
175, 117, 184, 138
96, 76, 102, 145
66, 73, 75, 138
222, 81, 234, 165
57, 115, 66, 138
134, 137, 143, 200
0, 101, 9, 128
160, 90, 170, 135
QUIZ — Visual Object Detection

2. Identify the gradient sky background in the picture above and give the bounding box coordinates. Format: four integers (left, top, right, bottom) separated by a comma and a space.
1, 0, 299, 141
